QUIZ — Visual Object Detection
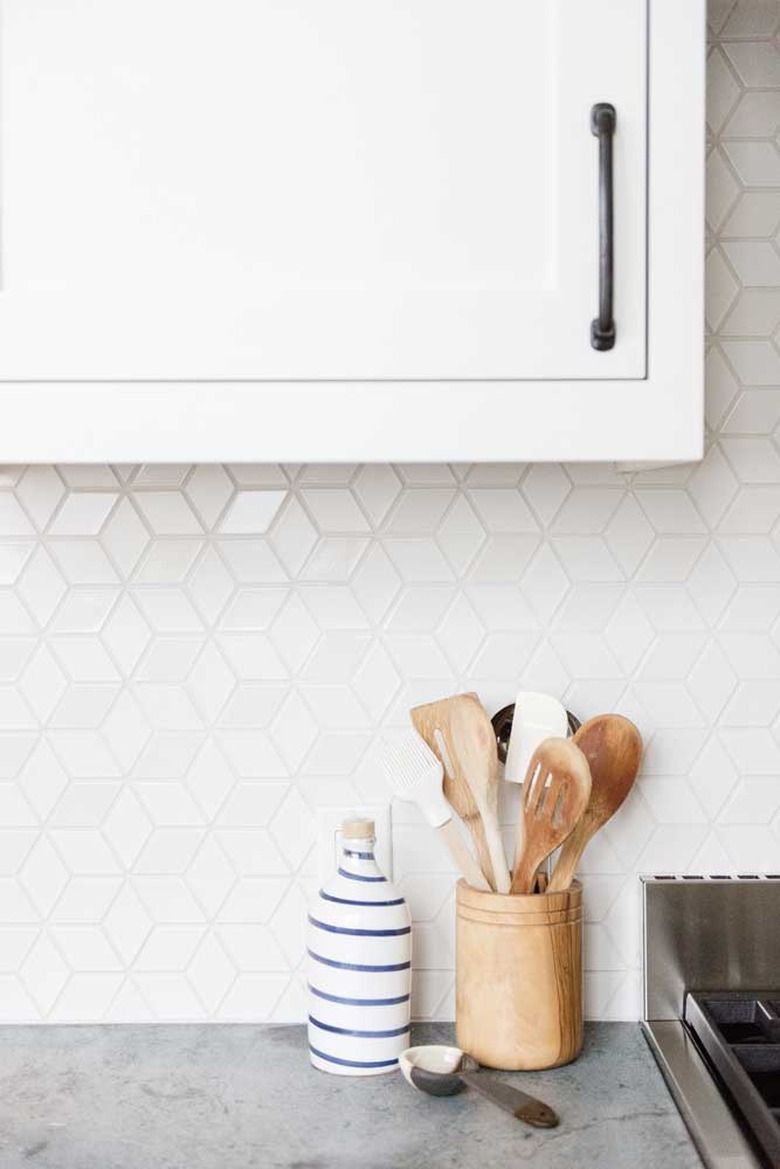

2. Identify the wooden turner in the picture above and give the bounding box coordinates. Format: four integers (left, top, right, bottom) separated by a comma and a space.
510, 738, 591, 895
411, 693, 501, 891
548, 715, 642, 893
447, 693, 510, 893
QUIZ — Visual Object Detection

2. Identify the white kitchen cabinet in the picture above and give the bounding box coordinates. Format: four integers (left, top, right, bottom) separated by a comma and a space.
0, 0, 703, 462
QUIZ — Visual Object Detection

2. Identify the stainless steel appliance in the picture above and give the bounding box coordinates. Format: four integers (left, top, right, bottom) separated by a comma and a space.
642, 876, 780, 1169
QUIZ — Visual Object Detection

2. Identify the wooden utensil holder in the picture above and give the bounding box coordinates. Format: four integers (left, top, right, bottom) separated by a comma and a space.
455, 879, 583, 1071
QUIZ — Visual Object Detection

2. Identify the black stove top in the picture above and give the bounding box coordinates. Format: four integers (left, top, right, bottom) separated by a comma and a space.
685, 992, 780, 1168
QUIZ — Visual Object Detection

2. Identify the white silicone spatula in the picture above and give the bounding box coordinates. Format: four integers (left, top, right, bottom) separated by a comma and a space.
504, 693, 569, 785
380, 730, 491, 892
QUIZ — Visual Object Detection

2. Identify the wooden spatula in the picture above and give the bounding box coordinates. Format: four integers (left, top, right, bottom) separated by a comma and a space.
510, 738, 591, 895
447, 693, 510, 893
411, 693, 504, 891
547, 715, 642, 893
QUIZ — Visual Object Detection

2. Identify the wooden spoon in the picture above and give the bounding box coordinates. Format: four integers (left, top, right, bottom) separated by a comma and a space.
510, 738, 591, 895
547, 715, 642, 893
411, 693, 501, 891
447, 693, 510, 893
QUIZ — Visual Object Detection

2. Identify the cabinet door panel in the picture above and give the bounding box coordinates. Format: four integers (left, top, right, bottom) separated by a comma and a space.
0, 0, 646, 380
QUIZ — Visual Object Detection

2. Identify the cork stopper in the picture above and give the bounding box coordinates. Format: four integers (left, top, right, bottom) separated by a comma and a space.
341, 816, 375, 840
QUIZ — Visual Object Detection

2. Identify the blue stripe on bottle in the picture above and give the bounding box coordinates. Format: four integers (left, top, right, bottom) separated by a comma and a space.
337, 868, 387, 883
308, 914, 411, 938
308, 983, 410, 1008
307, 948, 411, 973
319, 891, 405, 908
343, 849, 375, 859
309, 1044, 399, 1070
309, 1015, 410, 1039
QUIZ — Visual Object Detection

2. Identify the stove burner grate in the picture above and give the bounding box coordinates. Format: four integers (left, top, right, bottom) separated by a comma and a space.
685, 991, 780, 1166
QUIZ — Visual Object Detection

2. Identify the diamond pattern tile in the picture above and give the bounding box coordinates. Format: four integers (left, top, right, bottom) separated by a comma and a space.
0, 8, 775, 1022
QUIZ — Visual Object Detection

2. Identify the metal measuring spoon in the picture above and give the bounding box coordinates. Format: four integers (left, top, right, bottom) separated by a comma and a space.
404, 1049, 559, 1128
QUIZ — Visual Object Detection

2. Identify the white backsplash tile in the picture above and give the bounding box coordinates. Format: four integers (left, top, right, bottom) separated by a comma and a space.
0, 10, 777, 1023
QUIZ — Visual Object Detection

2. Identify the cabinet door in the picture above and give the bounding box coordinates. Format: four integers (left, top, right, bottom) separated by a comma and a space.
0, 0, 645, 381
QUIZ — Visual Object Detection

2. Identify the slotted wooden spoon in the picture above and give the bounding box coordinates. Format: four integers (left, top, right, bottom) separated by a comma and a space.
510, 738, 591, 895
547, 715, 642, 893
411, 693, 502, 891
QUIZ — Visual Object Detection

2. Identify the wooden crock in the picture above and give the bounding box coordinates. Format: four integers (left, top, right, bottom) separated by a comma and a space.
455, 878, 583, 1071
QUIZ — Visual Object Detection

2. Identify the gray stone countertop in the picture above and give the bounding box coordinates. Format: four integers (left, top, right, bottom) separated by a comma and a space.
0, 1022, 702, 1169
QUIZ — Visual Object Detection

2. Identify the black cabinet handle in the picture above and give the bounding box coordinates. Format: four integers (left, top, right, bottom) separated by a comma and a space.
590, 103, 616, 351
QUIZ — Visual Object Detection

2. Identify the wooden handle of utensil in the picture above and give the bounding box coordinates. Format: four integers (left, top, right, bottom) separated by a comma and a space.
469, 816, 498, 892
438, 820, 491, 892
547, 826, 586, 893
483, 821, 510, 894
509, 851, 539, 896
511, 805, 527, 887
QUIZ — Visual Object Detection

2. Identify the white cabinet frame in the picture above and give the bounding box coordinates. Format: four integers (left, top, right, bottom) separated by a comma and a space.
0, 0, 703, 464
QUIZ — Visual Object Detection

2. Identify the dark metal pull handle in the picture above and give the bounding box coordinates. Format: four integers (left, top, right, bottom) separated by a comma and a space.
590, 102, 616, 351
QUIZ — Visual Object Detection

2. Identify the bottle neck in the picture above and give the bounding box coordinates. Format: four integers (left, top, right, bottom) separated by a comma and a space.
338, 834, 384, 881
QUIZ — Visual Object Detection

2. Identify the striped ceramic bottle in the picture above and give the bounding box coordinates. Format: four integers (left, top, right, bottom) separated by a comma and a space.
308, 816, 412, 1075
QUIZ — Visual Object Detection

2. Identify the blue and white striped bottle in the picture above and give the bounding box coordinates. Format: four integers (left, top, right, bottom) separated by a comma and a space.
308, 817, 411, 1076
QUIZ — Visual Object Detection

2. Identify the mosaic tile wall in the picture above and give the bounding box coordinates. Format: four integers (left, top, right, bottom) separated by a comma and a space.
0, 1, 777, 1022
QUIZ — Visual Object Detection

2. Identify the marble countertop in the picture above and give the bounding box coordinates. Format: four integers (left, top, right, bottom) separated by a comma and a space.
0, 1022, 702, 1169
